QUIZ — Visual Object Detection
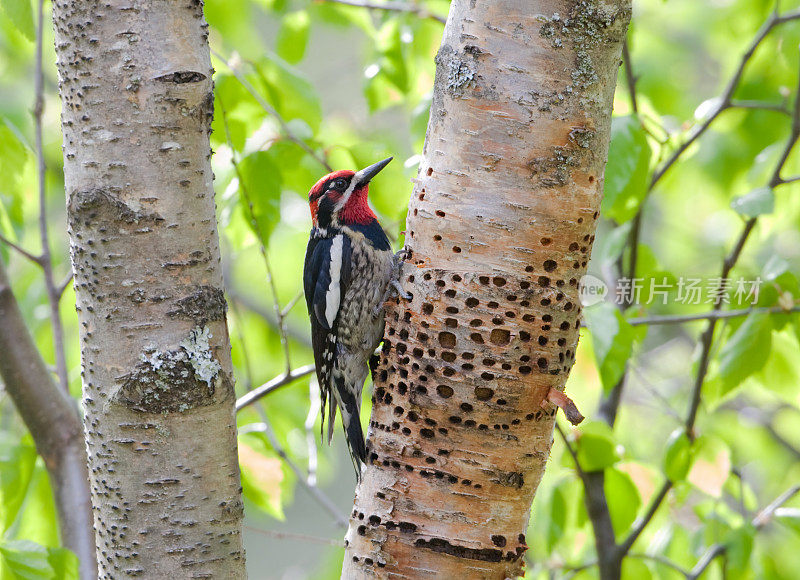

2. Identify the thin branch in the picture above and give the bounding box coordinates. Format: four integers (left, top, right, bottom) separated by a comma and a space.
686, 47, 800, 437
236, 364, 317, 412
622, 39, 638, 114
752, 484, 800, 529
0, 233, 42, 265
57, 271, 74, 299
0, 258, 96, 578
687, 544, 725, 580
212, 49, 332, 172
241, 419, 348, 527
243, 526, 342, 546
730, 99, 791, 115
628, 304, 800, 326
33, 0, 68, 393
628, 553, 689, 578
651, 9, 800, 188
618, 480, 673, 556
318, 0, 447, 24
687, 484, 800, 579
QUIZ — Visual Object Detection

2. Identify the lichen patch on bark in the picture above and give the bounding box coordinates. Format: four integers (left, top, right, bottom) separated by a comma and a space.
117, 326, 223, 413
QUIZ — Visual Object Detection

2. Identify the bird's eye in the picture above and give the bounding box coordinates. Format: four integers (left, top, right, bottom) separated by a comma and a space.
330, 178, 346, 190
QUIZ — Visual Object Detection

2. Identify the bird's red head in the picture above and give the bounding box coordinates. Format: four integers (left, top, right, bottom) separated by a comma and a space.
308, 158, 392, 229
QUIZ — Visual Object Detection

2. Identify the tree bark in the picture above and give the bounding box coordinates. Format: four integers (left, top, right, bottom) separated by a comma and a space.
342, 1, 631, 578
0, 258, 97, 579
52, 0, 246, 577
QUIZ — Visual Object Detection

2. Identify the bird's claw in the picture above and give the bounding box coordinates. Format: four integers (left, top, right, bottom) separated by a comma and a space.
391, 279, 412, 301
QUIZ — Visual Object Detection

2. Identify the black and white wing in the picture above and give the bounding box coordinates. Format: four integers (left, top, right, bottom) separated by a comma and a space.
303, 232, 352, 442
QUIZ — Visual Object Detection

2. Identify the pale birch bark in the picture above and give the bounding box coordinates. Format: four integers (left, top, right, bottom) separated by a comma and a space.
52, 0, 246, 576
342, 0, 631, 577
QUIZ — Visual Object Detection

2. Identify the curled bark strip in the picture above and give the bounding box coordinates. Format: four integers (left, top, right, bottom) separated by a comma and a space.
544, 387, 585, 426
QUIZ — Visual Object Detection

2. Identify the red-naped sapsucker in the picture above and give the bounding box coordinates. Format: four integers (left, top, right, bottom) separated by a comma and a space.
303, 157, 408, 477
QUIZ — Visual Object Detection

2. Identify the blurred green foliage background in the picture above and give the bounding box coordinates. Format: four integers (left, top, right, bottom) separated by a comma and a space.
1, 0, 800, 578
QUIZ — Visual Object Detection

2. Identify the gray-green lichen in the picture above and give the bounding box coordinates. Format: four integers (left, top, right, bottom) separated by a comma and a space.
117, 325, 221, 413
538, 1, 630, 95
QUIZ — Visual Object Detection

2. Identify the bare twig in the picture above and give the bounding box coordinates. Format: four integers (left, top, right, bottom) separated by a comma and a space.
212, 49, 332, 172
651, 8, 800, 188
618, 480, 672, 556
686, 47, 800, 437
241, 419, 348, 527
243, 526, 342, 546
0, 233, 42, 264
686, 486, 800, 579
319, 0, 447, 24
33, 0, 68, 393
628, 304, 800, 326
235, 364, 316, 411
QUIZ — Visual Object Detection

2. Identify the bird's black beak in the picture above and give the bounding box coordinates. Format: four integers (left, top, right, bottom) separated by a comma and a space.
354, 157, 393, 188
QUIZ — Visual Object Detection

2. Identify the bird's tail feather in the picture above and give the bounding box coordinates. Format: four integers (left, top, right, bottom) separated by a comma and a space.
334, 376, 366, 479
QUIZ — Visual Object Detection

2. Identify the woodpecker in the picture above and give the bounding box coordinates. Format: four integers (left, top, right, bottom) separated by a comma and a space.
303, 157, 408, 476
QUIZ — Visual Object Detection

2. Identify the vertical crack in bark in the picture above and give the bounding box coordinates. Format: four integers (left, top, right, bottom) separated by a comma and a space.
343, 1, 631, 578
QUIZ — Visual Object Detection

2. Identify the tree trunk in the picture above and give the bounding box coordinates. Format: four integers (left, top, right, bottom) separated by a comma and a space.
52, 0, 246, 577
0, 259, 97, 579
342, 1, 630, 577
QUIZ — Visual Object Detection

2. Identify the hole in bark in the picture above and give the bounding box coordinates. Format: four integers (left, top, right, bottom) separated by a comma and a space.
488, 301, 499, 308
436, 210, 446, 217
475, 387, 494, 400
543, 260, 557, 272
422, 303, 434, 315
443, 367, 456, 377
522, 314, 535, 322
445, 289, 456, 298
434, 235, 442, 241
519, 331, 531, 342
461, 402, 473, 412
490, 329, 510, 345
470, 332, 484, 343
569, 242, 579, 251
537, 358, 548, 369
465, 297, 479, 307
560, 321, 571, 330
437, 385, 454, 398
407, 411, 419, 422
540, 237, 552, 246
442, 351, 456, 362
420, 428, 435, 438
427, 167, 433, 176
446, 306, 459, 314
445, 318, 458, 328
479, 276, 490, 285
538, 276, 550, 287
452, 246, 462, 253
480, 372, 494, 381
470, 318, 483, 327
493, 277, 506, 286
438, 332, 456, 348
520, 366, 532, 375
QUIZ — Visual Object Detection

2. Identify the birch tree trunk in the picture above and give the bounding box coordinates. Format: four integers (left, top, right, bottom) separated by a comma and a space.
52, 0, 246, 577
342, 1, 631, 577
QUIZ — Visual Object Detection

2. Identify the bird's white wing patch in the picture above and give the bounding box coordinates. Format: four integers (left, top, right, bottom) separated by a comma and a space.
325, 234, 344, 327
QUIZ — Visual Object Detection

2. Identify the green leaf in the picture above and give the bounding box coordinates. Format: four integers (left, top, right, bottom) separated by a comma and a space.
0, 119, 31, 231
46, 549, 78, 580
238, 151, 283, 246
717, 312, 773, 396
276, 11, 310, 64
584, 302, 635, 391
605, 467, 641, 536
575, 421, 619, 472
724, 525, 754, 579
602, 115, 651, 223
0, 433, 37, 532
663, 429, 692, 482
253, 54, 322, 131
730, 186, 774, 217
547, 482, 567, 551
0, 0, 34, 40
777, 507, 800, 535
0, 540, 52, 579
